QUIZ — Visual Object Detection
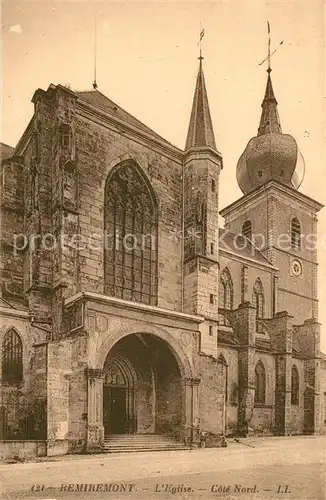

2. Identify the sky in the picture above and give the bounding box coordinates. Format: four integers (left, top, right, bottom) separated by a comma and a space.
2, 0, 325, 348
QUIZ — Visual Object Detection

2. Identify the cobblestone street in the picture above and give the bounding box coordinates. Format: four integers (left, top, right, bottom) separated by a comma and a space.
1, 436, 325, 500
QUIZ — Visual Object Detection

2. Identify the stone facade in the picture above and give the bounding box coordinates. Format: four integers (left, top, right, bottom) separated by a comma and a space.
0, 59, 325, 457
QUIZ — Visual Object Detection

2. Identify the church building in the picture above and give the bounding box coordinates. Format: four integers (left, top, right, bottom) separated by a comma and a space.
0, 52, 325, 457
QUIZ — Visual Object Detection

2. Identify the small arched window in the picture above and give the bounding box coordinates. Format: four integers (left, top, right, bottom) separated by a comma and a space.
291, 217, 301, 250
219, 268, 233, 310
60, 123, 71, 149
255, 361, 266, 404
252, 278, 264, 318
242, 220, 252, 240
2, 329, 23, 385
291, 365, 299, 406
63, 161, 78, 209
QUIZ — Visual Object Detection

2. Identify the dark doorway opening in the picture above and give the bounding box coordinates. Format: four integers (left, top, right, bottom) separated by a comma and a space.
103, 387, 127, 435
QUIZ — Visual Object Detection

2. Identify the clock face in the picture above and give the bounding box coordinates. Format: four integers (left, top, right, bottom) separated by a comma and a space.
291, 259, 303, 276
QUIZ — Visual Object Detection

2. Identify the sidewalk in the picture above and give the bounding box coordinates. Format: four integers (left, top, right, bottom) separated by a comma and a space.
1, 434, 324, 466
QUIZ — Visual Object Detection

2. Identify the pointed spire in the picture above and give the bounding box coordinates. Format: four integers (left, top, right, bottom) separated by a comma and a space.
185, 57, 216, 151
257, 66, 283, 135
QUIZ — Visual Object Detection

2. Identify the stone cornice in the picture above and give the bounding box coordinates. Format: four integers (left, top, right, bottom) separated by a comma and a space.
65, 291, 205, 324
184, 146, 223, 167
76, 100, 184, 164
220, 180, 324, 218
0, 306, 29, 320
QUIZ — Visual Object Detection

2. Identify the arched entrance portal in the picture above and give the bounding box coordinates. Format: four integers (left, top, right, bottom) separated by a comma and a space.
103, 355, 137, 434
102, 333, 183, 438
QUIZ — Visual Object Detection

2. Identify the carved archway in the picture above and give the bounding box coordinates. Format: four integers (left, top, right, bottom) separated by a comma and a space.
101, 332, 186, 438
94, 322, 194, 380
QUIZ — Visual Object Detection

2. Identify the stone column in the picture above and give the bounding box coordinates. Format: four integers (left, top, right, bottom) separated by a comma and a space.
182, 377, 200, 447
272, 275, 278, 316
86, 368, 104, 452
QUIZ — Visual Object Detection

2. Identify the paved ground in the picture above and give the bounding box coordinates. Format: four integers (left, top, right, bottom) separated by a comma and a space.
1, 436, 325, 500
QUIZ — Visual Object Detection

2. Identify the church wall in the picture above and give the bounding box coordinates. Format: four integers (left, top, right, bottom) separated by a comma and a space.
289, 357, 305, 435
21, 99, 53, 318
47, 339, 72, 456
252, 352, 275, 434
74, 111, 183, 312
137, 371, 155, 434
222, 191, 318, 324
278, 288, 314, 325
320, 360, 326, 435
67, 336, 88, 452
0, 157, 25, 301
276, 254, 315, 323
155, 369, 182, 438
0, 315, 46, 404
219, 254, 273, 317
223, 197, 268, 240
216, 346, 239, 435
198, 354, 223, 436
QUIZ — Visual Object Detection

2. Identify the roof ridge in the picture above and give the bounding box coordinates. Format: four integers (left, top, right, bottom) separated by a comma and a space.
76, 89, 178, 150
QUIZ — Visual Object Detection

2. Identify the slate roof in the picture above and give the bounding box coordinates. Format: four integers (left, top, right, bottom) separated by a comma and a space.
185, 58, 216, 151
76, 90, 177, 149
219, 228, 274, 267
0, 143, 14, 161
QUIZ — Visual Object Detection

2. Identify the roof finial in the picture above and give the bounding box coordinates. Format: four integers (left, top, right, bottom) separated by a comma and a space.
198, 24, 205, 60
92, 16, 98, 90
258, 21, 283, 72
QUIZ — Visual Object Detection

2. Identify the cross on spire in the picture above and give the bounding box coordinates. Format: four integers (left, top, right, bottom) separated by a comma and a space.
198, 25, 205, 60
258, 21, 283, 73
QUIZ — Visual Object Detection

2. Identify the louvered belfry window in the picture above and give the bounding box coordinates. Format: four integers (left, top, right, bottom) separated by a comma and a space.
291, 217, 301, 250
104, 161, 158, 306
242, 220, 252, 240
2, 329, 23, 385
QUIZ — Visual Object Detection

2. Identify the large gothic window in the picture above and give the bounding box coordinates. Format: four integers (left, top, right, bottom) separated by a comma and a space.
219, 267, 233, 310
291, 365, 299, 406
2, 329, 23, 385
291, 217, 301, 250
255, 361, 266, 404
252, 278, 264, 318
104, 161, 158, 305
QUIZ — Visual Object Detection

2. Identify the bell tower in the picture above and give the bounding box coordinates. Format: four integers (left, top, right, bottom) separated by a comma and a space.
220, 67, 323, 324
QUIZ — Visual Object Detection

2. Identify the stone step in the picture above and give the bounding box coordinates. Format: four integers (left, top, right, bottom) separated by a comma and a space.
103, 434, 189, 453
104, 435, 178, 441
103, 446, 189, 454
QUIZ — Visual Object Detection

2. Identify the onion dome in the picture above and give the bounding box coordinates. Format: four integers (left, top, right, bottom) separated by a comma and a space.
236, 69, 305, 194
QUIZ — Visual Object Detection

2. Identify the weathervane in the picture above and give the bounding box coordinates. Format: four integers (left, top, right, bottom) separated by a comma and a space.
93, 17, 98, 89
198, 25, 205, 60
258, 21, 283, 72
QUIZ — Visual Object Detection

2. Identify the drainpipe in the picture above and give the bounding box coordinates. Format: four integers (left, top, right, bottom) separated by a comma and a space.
181, 161, 185, 312
224, 362, 228, 436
